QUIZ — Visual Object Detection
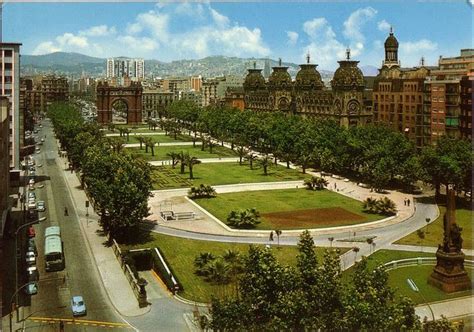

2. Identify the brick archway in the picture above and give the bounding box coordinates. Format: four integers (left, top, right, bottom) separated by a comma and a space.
96, 81, 143, 124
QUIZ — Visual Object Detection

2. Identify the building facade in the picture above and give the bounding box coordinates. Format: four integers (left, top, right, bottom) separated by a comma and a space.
1, 42, 22, 170
202, 76, 244, 107
423, 49, 474, 144
106, 57, 145, 80
373, 31, 434, 147
459, 74, 473, 141
244, 54, 372, 127
0, 97, 10, 237
142, 89, 175, 120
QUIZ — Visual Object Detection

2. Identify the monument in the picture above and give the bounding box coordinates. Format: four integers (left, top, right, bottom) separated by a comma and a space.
428, 188, 472, 292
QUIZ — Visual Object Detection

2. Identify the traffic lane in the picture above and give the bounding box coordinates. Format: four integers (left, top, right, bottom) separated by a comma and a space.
43, 121, 126, 326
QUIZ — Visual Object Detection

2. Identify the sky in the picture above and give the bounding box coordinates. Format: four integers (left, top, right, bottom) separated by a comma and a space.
3, 1, 473, 70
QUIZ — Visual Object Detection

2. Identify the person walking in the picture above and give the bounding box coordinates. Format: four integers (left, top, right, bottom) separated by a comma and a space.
407, 198, 411, 207
64, 206, 68, 216
269, 231, 274, 242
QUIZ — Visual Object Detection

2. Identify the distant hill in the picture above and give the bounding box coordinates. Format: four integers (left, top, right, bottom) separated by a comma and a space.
20, 52, 338, 79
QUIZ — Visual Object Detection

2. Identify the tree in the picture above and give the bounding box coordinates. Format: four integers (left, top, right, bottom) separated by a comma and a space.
178, 151, 188, 174
166, 152, 180, 168
107, 123, 116, 132
275, 229, 282, 246
186, 155, 201, 180
143, 137, 156, 156
245, 152, 258, 170
352, 246, 360, 263
304, 176, 329, 190
258, 155, 272, 175
236, 146, 247, 165
108, 137, 125, 154
226, 208, 261, 228
362, 197, 378, 213
328, 237, 334, 247
194, 252, 216, 276
136, 135, 145, 150
122, 128, 130, 142
376, 196, 397, 215
188, 184, 216, 199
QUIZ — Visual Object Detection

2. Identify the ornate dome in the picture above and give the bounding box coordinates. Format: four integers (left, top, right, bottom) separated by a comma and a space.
243, 68, 265, 90
268, 67, 292, 87
331, 61, 365, 91
295, 64, 324, 90
384, 31, 399, 48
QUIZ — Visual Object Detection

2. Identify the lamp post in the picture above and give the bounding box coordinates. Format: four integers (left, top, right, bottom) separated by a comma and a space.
14, 217, 46, 321
406, 278, 435, 321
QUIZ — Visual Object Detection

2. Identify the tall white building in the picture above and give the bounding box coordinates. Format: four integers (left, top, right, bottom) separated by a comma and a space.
1, 42, 22, 170
106, 57, 145, 80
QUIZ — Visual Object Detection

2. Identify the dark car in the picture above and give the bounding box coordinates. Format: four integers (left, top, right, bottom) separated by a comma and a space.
28, 226, 36, 238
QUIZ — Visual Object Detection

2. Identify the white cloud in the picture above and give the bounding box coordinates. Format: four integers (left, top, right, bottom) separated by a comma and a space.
56, 33, 89, 48
210, 8, 229, 27
80, 25, 116, 37
303, 18, 335, 40
377, 20, 391, 32
301, 17, 345, 68
32, 41, 61, 55
135, 10, 170, 43
117, 35, 159, 52
126, 22, 143, 35
343, 7, 377, 42
286, 31, 299, 45
400, 39, 437, 54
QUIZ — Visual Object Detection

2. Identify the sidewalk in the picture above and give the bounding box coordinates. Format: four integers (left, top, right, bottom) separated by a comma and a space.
57, 154, 150, 317
149, 157, 238, 166
124, 141, 201, 148
416, 296, 474, 321
388, 243, 474, 257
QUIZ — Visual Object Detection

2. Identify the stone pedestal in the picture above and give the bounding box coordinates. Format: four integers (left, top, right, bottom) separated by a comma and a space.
428, 249, 472, 293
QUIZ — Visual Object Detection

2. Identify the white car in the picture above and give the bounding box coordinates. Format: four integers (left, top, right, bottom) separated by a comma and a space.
29, 179, 35, 185
71, 296, 87, 317
28, 198, 36, 210
36, 201, 46, 212
25, 282, 38, 295
41, 138, 45, 142
25, 251, 36, 266
28, 192, 36, 199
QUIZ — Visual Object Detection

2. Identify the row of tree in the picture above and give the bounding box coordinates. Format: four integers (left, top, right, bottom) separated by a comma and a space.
162, 100, 472, 194
48, 102, 152, 242
207, 230, 420, 331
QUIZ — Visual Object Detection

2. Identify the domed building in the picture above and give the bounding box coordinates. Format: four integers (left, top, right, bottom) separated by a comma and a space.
244, 53, 373, 127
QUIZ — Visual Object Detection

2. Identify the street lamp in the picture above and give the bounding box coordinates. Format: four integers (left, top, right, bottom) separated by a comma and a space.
14, 216, 46, 321
406, 278, 435, 321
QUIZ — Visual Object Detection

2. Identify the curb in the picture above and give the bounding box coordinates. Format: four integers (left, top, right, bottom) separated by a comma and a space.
173, 294, 208, 308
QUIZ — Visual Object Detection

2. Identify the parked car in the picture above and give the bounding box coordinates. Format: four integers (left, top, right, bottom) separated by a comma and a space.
28, 199, 36, 210
28, 184, 35, 191
25, 282, 38, 295
27, 238, 37, 254
25, 251, 36, 266
28, 192, 36, 199
41, 138, 45, 142
36, 201, 46, 212
28, 226, 35, 238
71, 296, 87, 317
27, 266, 39, 281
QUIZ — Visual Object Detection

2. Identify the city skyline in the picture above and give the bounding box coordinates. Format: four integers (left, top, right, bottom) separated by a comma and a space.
3, 1, 473, 70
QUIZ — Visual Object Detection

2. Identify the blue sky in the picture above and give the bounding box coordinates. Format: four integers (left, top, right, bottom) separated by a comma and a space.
3, 1, 473, 70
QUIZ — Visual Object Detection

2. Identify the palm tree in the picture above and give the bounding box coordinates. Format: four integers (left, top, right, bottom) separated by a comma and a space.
187, 155, 201, 179
207, 137, 216, 154
258, 155, 272, 175
194, 252, 216, 276
245, 153, 258, 170
366, 238, 374, 253
376, 197, 397, 215
314, 177, 329, 190
226, 209, 260, 228
137, 135, 145, 150
166, 152, 179, 168
178, 151, 188, 174
362, 197, 378, 213
298, 154, 312, 174
206, 258, 230, 285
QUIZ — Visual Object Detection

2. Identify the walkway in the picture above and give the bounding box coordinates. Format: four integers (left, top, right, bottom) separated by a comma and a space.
416, 296, 474, 321
106, 132, 165, 137
124, 142, 201, 148
149, 157, 238, 166
388, 243, 474, 257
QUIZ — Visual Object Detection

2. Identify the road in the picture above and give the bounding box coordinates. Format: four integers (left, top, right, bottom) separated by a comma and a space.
22, 119, 130, 331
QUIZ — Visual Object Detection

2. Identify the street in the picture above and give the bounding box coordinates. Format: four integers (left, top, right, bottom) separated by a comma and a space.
19, 119, 131, 331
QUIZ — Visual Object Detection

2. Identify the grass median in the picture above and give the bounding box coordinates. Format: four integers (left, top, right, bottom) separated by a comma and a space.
395, 199, 472, 250
121, 232, 348, 303
195, 188, 385, 230
151, 162, 309, 189
128, 144, 236, 161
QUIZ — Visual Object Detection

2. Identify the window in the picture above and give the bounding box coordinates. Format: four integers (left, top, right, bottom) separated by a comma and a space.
4, 50, 12, 57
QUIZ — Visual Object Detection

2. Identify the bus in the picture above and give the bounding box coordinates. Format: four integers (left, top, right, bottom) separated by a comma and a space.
44, 226, 64, 271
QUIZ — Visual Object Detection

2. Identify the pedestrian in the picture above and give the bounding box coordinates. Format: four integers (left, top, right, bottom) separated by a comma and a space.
269, 231, 274, 241
59, 321, 64, 332
334, 182, 337, 190
404, 199, 407, 206
407, 198, 411, 207
64, 207, 68, 216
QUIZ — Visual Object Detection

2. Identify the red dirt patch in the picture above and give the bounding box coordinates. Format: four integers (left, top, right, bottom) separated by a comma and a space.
261, 207, 366, 228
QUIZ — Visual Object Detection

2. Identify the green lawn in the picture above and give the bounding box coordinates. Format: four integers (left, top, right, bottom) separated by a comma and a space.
151, 162, 309, 189
395, 203, 473, 250
387, 265, 472, 305
123, 134, 197, 144
127, 144, 236, 161
195, 188, 385, 230
342, 249, 473, 305
121, 232, 347, 303
104, 128, 164, 135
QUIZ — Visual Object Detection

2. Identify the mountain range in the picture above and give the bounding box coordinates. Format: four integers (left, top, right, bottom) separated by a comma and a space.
21, 52, 379, 78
